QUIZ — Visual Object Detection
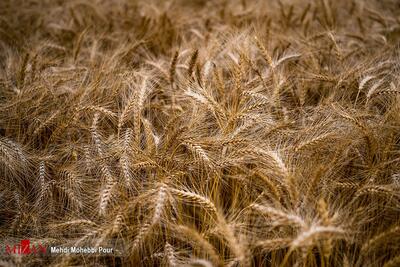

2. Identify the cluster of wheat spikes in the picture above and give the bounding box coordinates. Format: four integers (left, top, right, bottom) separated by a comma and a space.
1, 0, 400, 266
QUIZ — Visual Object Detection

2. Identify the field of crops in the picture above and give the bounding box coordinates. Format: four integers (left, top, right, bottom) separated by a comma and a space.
1, 0, 400, 266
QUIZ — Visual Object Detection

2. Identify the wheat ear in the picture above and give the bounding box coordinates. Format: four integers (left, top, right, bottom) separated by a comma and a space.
170, 188, 217, 216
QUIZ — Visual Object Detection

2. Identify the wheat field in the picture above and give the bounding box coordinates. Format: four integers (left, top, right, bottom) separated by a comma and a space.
0, 0, 400, 266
